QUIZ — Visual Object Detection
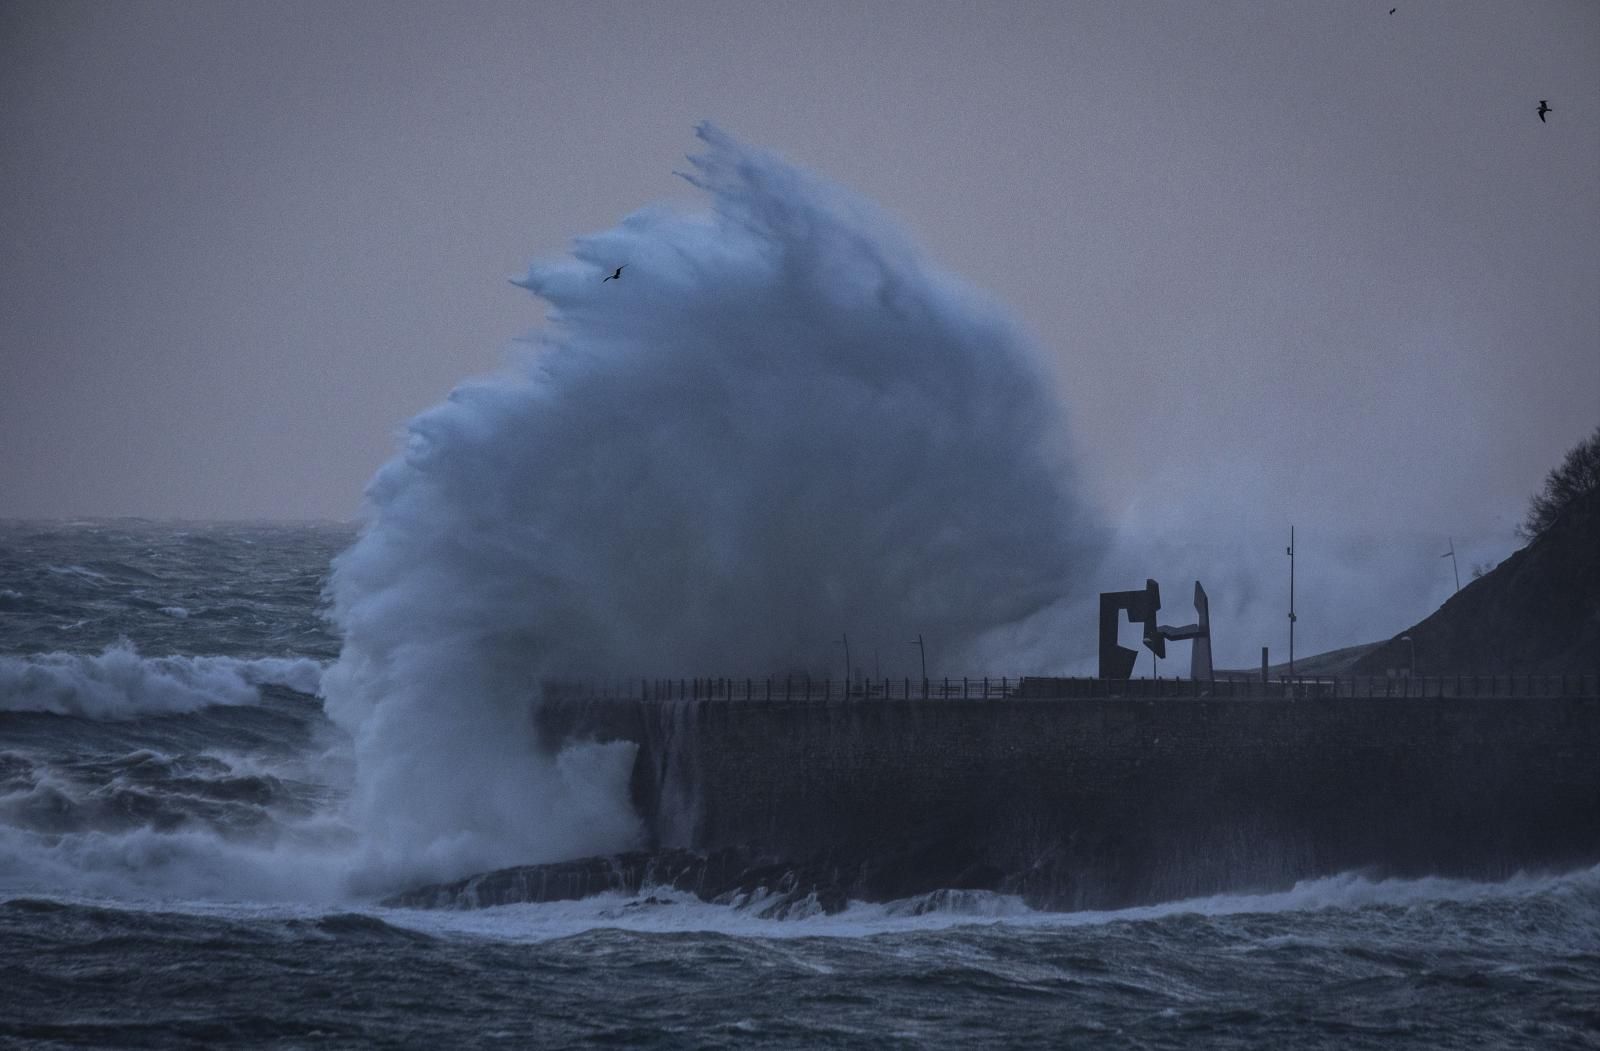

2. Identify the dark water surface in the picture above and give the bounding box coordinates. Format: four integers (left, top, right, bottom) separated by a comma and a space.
5, 878, 1599, 1050
2, 522, 1597, 1049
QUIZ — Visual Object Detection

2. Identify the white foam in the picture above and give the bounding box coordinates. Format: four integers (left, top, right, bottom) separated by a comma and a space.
45, 564, 109, 582
0, 643, 327, 718
369, 863, 1600, 944
0, 728, 358, 904
9, 860, 1593, 945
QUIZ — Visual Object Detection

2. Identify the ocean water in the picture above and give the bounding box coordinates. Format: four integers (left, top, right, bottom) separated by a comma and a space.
2, 520, 1598, 1050
3, 128, 1595, 1047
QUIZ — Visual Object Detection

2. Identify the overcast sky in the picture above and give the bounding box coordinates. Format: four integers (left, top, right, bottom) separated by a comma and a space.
2, 0, 1596, 538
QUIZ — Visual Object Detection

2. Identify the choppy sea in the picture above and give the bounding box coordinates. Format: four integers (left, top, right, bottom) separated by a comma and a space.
2, 521, 1597, 1049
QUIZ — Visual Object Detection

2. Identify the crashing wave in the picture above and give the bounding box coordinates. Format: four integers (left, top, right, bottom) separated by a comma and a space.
322, 123, 1097, 889
0, 643, 325, 719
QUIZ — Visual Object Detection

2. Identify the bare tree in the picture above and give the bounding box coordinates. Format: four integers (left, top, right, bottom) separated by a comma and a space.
1518, 424, 1600, 541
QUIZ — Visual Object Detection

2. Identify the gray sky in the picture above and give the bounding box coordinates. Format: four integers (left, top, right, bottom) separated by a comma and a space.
3, 0, 1596, 535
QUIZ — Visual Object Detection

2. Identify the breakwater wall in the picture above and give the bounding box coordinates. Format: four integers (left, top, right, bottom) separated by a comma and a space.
535, 690, 1600, 910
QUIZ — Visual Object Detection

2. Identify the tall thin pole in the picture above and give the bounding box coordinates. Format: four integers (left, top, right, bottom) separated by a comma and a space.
1443, 538, 1460, 593
910, 634, 926, 680
838, 633, 850, 686
1287, 526, 1297, 679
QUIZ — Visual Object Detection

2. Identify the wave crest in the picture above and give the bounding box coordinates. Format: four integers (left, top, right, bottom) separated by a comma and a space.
0, 644, 324, 719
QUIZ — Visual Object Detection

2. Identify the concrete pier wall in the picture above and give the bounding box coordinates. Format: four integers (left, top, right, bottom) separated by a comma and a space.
535, 693, 1600, 909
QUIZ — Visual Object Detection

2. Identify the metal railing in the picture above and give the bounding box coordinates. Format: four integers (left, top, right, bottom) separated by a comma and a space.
543, 672, 1598, 702
1012, 673, 1600, 700
548, 676, 1021, 702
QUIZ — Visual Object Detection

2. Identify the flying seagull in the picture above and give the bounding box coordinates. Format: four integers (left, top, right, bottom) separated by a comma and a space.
602, 265, 625, 282
1538, 100, 1551, 123
1389, 7, 1395, 13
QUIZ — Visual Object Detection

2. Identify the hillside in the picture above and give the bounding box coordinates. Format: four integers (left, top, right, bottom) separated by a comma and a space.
1350, 487, 1600, 677
1254, 641, 1380, 679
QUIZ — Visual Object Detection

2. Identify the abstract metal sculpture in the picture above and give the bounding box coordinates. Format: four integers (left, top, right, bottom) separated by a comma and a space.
1156, 582, 1214, 682
1098, 579, 1214, 681
1098, 579, 1163, 680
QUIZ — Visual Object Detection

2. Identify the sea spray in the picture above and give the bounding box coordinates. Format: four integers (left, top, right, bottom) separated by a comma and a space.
321, 124, 1099, 889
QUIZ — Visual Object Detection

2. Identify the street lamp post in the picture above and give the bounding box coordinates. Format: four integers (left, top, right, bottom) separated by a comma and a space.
1400, 634, 1415, 677
1442, 538, 1461, 593
909, 634, 926, 681
1287, 526, 1297, 680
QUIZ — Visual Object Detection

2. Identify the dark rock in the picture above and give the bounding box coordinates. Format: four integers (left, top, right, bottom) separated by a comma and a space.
381, 846, 853, 917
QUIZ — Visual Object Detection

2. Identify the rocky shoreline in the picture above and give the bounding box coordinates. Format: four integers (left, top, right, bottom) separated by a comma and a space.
380, 841, 1024, 919
380, 848, 850, 919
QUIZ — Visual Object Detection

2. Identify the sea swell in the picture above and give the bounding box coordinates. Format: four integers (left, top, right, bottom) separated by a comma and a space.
4, 864, 1596, 1050
0, 644, 324, 718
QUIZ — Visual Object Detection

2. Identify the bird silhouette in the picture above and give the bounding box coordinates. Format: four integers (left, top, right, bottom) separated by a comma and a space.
1389, 7, 1395, 13
1538, 100, 1551, 122
602, 265, 625, 282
